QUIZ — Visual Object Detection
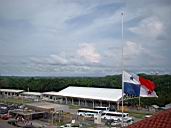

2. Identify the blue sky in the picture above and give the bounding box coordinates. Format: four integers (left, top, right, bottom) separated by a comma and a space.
0, 0, 171, 76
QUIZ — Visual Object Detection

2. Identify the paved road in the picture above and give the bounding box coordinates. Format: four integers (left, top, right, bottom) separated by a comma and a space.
0, 120, 17, 128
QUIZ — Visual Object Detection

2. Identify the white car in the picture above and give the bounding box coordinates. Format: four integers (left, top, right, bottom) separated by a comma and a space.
145, 115, 152, 118
60, 123, 80, 128
111, 120, 121, 126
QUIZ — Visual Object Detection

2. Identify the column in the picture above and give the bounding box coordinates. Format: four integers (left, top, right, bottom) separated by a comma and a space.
72, 98, 74, 105
117, 101, 120, 110
79, 99, 80, 106
108, 102, 110, 107
93, 100, 94, 108
85, 99, 87, 107
100, 101, 102, 106
65, 97, 68, 104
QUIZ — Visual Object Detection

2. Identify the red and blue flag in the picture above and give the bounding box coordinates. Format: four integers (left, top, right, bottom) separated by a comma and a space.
123, 71, 158, 97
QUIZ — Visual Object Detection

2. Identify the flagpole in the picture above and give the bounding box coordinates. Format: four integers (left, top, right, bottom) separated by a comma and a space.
121, 12, 124, 127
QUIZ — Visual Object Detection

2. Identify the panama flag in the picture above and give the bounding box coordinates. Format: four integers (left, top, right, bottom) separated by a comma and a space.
123, 71, 158, 97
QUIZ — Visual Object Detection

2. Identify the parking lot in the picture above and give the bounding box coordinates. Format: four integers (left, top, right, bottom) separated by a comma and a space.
0, 98, 152, 128
0, 120, 17, 128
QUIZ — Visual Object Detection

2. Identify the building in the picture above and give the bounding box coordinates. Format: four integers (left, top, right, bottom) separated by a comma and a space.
127, 108, 171, 128
149, 105, 160, 112
161, 103, 171, 110
0, 89, 24, 97
43, 86, 123, 109
21, 92, 42, 101
26, 102, 56, 112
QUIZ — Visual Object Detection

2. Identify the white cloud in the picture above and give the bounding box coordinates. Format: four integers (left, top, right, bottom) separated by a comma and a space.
129, 16, 164, 38
48, 54, 68, 65
123, 40, 168, 69
77, 43, 101, 63
71, 8, 124, 37
0, 0, 171, 76
123, 41, 142, 58
30, 54, 68, 65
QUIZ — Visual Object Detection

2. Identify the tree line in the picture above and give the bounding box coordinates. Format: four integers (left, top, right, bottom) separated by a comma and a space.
0, 74, 170, 106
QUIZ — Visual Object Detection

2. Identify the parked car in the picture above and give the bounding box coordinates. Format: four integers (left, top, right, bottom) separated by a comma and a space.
8, 104, 19, 110
1, 114, 12, 120
22, 125, 36, 128
60, 123, 81, 128
0, 104, 8, 114
111, 120, 121, 127
8, 119, 17, 126
145, 115, 152, 118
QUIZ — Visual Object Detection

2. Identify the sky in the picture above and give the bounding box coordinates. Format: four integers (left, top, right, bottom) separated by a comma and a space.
0, 0, 171, 76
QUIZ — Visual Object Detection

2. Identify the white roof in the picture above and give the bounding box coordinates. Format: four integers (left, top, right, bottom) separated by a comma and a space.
22, 92, 42, 96
152, 105, 159, 109
0, 89, 24, 93
161, 103, 171, 110
43, 91, 58, 95
43, 86, 122, 102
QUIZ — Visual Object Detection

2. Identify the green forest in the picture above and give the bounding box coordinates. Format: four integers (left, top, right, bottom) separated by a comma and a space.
0, 74, 171, 107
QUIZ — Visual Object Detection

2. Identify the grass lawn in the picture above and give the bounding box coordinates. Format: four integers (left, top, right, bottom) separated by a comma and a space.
129, 111, 152, 119
69, 105, 80, 109
0, 97, 32, 105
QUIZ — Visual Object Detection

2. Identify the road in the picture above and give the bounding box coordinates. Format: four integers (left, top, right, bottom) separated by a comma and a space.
0, 120, 17, 128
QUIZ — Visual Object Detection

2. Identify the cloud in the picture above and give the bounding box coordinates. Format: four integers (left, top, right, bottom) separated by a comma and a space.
47, 54, 68, 65
30, 54, 68, 65
29, 43, 102, 66
129, 16, 164, 38
123, 41, 143, 59
77, 43, 101, 63
0, 0, 171, 76
122, 40, 168, 70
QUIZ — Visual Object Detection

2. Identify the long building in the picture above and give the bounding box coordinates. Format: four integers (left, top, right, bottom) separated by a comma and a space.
43, 86, 123, 109
0, 89, 24, 97
0, 87, 123, 110
21, 92, 42, 101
